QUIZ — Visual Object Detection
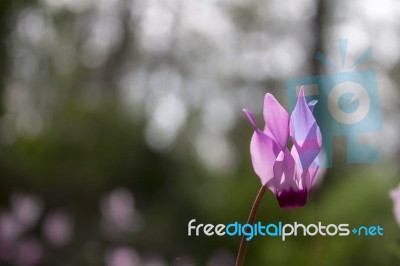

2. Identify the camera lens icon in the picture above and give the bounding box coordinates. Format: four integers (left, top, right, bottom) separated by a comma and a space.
327, 81, 371, 125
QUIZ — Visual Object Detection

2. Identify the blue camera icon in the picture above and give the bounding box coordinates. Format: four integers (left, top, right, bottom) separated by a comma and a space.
286, 46, 382, 167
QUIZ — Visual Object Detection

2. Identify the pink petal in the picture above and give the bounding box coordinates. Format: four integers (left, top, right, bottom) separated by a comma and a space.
292, 145, 325, 191
290, 88, 322, 170
263, 93, 289, 149
305, 160, 319, 191
243, 109, 259, 130
310, 150, 327, 190
290, 145, 303, 180
249, 130, 277, 186
244, 109, 278, 185
273, 149, 296, 192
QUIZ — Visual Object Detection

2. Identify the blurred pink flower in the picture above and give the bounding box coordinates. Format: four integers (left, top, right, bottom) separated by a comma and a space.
42, 210, 74, 247
10, 193, 43, 231
142, 253, 167, 266
0, 236, 13, 260
172, 256, 196, 266
0, 193, 43, 261
390, 186, 400, 225
0, 211, 24, 242
207, 249, 235, 266
14, 237, 43, 266
105, 247, 142, 266
100, 188, 139, 234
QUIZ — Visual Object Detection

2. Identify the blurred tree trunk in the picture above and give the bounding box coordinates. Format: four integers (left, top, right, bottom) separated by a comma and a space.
311, 0, 327, 76
99, 0, 135, 102
0, 1, 13, 115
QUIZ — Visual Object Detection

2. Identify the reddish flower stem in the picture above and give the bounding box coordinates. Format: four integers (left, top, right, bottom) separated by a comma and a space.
235, 185, 267, 266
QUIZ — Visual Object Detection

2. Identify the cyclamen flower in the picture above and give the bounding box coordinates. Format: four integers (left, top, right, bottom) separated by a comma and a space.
243, 88, 322, 209
390, 186, 400, 225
